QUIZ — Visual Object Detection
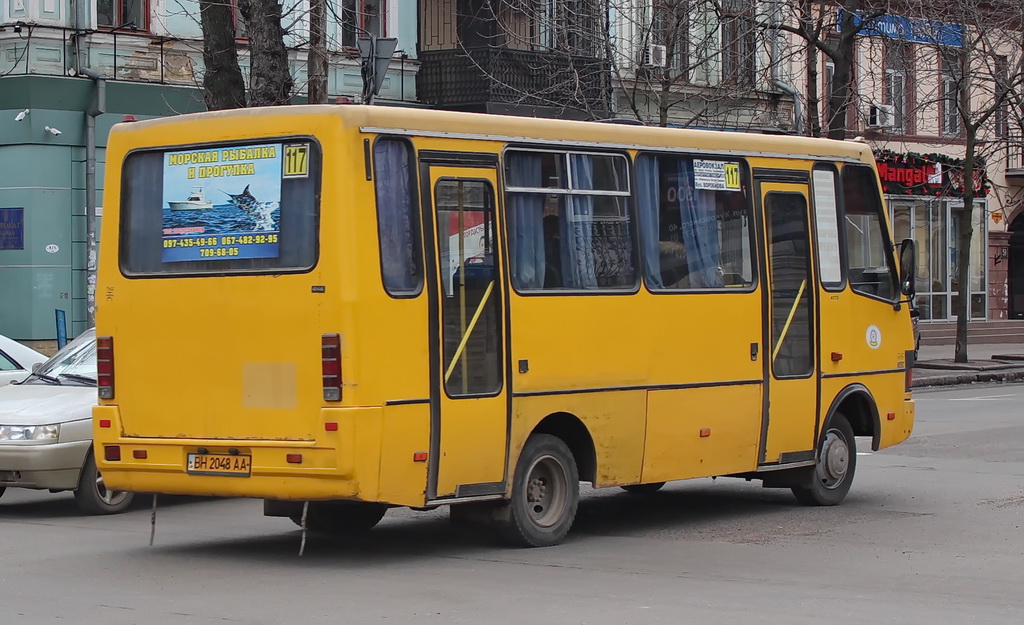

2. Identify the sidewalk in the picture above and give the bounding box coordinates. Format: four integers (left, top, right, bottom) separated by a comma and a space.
913, 343, 1024, 388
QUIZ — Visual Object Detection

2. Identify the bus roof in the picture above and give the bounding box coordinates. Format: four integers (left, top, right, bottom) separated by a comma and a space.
111, 105, 874, 164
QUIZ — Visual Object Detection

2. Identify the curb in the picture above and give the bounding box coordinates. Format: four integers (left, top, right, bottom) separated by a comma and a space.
912, 368, 1024, 388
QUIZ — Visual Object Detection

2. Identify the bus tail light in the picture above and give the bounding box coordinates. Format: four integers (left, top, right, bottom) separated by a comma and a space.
322, 333, 342, 402
97, 336, 115, 399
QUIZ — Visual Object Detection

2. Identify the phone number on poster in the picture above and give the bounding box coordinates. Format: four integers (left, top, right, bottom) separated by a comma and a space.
164, 237, 220, 248
219, 234, 278, 245
198, 247, 241, 258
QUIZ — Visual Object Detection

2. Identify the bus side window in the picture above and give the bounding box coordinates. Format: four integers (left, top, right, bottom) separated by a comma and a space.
635, 154, 754, 291
374, 138, 422, 295
841, 165, 897, 301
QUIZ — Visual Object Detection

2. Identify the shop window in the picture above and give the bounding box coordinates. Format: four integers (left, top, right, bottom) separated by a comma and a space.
97, 0, 147, 30
635, 154, 754, 290
842, 165, 898, 301
505, 150, 635, 291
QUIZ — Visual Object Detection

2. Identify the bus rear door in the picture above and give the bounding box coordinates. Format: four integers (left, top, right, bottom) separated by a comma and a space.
421, 158, 508, 500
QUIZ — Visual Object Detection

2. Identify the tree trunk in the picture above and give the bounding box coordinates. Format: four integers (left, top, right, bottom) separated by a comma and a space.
199, 0, 246, 110
307, 0, 328, 104
801, 1, 821, 137
239, 0, 293, 107
826, 10, 859, 140
954, 128, 978, 363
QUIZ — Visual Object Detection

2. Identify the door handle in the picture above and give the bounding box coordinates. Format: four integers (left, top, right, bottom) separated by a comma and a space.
750, 343, 759, 361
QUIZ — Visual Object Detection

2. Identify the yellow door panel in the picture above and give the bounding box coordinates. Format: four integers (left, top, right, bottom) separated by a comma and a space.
760, 180, 818, 463
642, 386, 761, 483
426, 166, 508, 499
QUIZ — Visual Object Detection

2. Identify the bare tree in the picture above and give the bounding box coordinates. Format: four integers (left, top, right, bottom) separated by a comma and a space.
199, 0, 247, 109
900, 0, 1024, 361
239, 0, 294, 106
772, 1, 892, 139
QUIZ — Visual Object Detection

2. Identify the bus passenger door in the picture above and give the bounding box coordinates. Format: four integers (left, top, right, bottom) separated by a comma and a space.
758, 179, 818, 464
421, 163, 508, 500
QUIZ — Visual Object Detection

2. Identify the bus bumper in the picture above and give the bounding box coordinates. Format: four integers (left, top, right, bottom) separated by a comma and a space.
92, 404, 427, 507
878, 397, 915, 450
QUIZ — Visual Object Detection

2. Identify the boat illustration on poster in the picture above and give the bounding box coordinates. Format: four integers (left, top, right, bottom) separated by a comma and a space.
167, 187, 214, 210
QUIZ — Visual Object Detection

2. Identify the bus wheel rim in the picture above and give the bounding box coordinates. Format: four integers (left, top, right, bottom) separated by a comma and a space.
525, 454, 568, 528
817, 430, 849, 489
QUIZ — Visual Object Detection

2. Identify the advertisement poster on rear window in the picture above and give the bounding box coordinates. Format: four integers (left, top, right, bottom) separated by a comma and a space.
161, 142, 295, 262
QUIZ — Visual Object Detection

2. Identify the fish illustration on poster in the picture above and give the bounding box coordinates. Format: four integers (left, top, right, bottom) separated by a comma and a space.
161, 143, 284, 262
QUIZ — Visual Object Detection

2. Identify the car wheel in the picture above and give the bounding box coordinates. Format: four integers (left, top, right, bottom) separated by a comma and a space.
290, 501, 387, 534
791, 414, 857, 506
497, 433, 579, 548
620, 482, 665, 494
74, 453, 134, 515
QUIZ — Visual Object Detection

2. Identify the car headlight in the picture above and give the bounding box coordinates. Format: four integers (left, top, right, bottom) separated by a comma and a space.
0, 424, 61, 441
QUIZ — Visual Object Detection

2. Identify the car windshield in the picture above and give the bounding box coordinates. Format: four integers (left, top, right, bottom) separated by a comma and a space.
33, 330, 97, 383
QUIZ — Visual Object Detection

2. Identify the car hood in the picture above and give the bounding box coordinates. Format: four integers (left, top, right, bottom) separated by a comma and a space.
0, 383, 97, 425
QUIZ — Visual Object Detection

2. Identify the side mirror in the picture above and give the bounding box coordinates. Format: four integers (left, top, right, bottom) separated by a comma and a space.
899, 238, 917, 298
31, 362, 43, 373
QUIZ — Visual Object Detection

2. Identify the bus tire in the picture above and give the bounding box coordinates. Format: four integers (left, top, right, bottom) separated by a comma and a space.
791, 413, 857, 506
498, 433, 579, 548
621, 482, 665, 494
74, 453, 134, 515
292, 501, 387, 534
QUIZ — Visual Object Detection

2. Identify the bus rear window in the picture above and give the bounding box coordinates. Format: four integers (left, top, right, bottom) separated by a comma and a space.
119, 140, 320, 276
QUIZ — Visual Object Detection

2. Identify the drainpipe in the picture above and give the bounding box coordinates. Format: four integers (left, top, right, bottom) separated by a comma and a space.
770, 1, 803, 135
78, 67, 106, 328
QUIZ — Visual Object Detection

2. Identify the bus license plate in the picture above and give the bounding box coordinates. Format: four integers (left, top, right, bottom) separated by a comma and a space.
186, 453, 252, 477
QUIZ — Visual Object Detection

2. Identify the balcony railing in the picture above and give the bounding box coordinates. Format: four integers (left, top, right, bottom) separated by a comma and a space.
417, 47, 611, 119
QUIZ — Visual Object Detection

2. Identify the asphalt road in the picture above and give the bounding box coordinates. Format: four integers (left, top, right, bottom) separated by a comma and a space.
2, 384, 1022, 624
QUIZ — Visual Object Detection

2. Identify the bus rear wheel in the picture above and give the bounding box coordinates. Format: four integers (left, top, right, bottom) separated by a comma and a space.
291, 501, 387, 534
498, 434, 579, 548
621, 482, 665, 494
791, 414, 857, 506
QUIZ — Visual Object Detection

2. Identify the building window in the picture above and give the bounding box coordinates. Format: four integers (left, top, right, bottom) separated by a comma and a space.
530, 0, 600, 54
720, 0, 756, 86
884, 41, 912, 134
651, 1, 688, 77
995, 56, 1010, 139
97, 0, 146, 30
941, 72, 960, 136
340, 0, 385, 48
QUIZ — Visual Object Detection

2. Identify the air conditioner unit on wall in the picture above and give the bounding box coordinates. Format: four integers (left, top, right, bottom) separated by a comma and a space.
868, 104, 895, 129
642, 44, 667, 68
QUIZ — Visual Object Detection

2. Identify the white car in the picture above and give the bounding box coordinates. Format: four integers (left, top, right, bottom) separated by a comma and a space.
0, 334, 46, 387
0, 329, 134, 514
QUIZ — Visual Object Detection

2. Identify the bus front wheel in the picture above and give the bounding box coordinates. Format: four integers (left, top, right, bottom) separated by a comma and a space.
291, 501, 387, 534
498, 433, 579, 548
791, 414, 857, 506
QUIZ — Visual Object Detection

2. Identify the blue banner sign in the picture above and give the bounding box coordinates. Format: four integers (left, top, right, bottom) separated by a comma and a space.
0, 207, 25, 250
839, 10, 963, 48
55, 310, 67, 349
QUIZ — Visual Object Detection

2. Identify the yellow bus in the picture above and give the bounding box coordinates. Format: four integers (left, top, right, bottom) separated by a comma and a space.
94, 106, 917, 547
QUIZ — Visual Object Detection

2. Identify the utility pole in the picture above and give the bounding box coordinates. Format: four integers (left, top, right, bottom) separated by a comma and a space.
307, 0, 328, 103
